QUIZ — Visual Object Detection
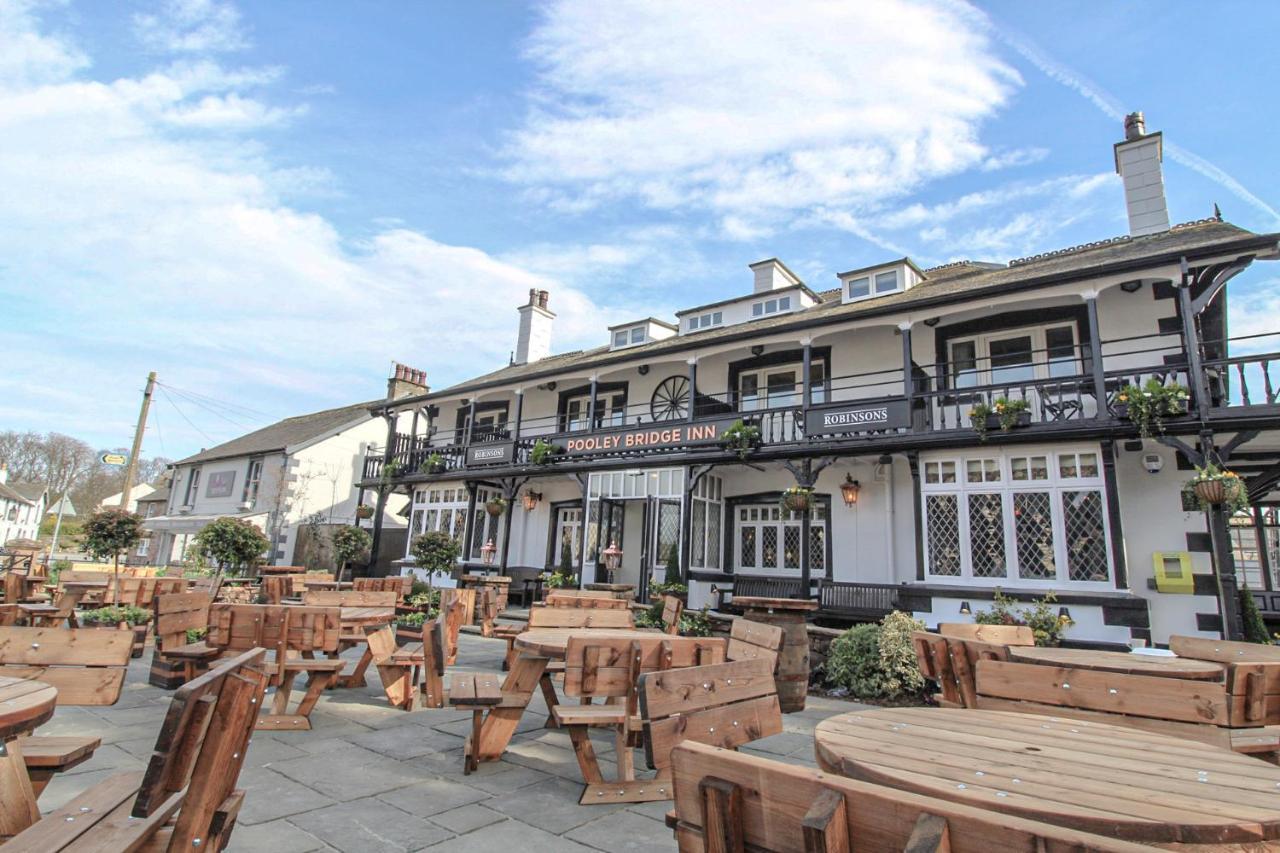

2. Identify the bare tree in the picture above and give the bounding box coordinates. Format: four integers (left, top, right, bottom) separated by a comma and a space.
41, 433, 96, 501
0, 431, 45, 479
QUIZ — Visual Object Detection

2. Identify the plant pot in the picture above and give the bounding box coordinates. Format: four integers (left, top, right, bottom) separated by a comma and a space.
984, 412, 1031, 431
1113, 402, 1129, 419
485, 502, 506, 517
355, 506, 374, 519
781, 493, 811, 513
1194, 479, 1239, 506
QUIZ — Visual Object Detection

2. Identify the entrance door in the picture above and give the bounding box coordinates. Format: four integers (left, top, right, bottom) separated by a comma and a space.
595, 498, 625, 582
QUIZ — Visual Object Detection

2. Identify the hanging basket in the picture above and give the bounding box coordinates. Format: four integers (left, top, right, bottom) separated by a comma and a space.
485, 499, 507, 517
781, 491, 811, 513
1193, 478, 1239, 506
355, 505, 374, 519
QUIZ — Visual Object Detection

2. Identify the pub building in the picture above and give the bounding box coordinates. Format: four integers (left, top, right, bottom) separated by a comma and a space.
361, 114, 1280, 646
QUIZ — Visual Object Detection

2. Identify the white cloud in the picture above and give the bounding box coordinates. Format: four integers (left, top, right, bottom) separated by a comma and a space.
134, 0, 249, 54
503, 0, 1021, 236
0, 3, 611, 453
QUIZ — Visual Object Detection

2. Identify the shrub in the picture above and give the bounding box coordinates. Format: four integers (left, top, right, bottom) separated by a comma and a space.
406, 587, 440, 614
331, 525, 372, 581
1242, 588, 1273, 645
83, 508, 144, 581
410, 530, 460, 575
185, 627, 207, 644
81, 605, 151, 626
974, 590, 1072, 646
192, 517, 269, 576
396, 611, 429, 630
824, 611, 926, 701
678, 607, 713, 637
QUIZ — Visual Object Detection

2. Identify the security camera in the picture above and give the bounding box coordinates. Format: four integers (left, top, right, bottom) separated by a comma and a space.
1142, 453, 1163, 474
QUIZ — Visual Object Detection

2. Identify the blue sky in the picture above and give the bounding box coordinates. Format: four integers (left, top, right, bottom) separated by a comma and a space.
1, 0, 1278, 459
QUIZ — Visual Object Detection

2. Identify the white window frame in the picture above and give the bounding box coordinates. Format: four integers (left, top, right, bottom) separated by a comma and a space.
242, 458, 263, 505
406, 486, 469, 561
564, 390, 626, 431
553, 506, 583, 566
684, 311, 723, 332
738, 358, 827, 412
136, 536, 150, 558
751, 295, 792, 318
948, 322, 1081, 389
920, 445, 1113, 589
734, 499, 827, 575
183, 468, 201, 506
612, 326, 648, 349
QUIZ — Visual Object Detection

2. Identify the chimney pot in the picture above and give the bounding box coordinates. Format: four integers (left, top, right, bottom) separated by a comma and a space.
1124, 111, 1146, 141
514, 289, 555, 364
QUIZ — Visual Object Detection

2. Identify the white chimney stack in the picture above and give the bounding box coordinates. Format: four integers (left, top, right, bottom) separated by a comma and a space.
0, 463, 7, 484
1114, 111, 1170, 237
749, 258, 802, 293
514, 288, 554, 365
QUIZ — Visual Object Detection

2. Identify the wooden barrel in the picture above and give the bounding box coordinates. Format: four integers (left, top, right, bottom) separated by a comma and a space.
732, 596, 819, 713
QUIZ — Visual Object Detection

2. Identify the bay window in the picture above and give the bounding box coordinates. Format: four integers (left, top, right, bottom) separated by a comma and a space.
921, 447, 1112, 587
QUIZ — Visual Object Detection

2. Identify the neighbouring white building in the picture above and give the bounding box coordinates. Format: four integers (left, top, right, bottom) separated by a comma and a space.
0, 464, 47, 545
145, 369, 425, 566
97, 482, 158, 514
362, 114, 1280, 647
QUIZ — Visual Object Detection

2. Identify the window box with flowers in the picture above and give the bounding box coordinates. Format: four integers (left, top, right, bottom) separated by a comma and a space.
969, 398, 1031, 442
1184, 463, 1249, 514
1114, 379, 1189, 438
721, 420, 761, 460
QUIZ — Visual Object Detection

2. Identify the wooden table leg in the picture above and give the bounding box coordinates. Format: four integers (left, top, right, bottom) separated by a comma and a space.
540, 673, 562, 729
0, 736, 40, 839
337, 645, 375, 688
474, 654, 548, 762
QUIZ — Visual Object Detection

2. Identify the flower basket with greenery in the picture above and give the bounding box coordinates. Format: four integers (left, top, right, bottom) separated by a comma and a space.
968, 397, 1031, 442
823, 611, 927, 701
419, 452, 446, 474
410, 530, 461, 576
1183, 463, 1249, 514
974, 590, 1073, 646
354, 504, 374, 519
530, 439, 564, 466
780, 486, 814, 514
485, 496, 509, 517
721, 420, 761, 460
404, 587, 440, 614
1114, 379, 1188, 437
380, 460, 402, 484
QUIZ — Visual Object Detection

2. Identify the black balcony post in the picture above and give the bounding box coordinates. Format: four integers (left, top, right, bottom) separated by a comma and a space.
587, 375, 598, 431
802, 339, 813, 410
687, 359, 698, 422
1099, 439, 1129, 589
1254, 505, 1274, 592
463, 399, 477, 447
1177, 259, 1212, 421
512, 389, 524, 443
1084, 294, 1107, 412
369, 410, 396, 575
899, 322, 914, 425
1201, 430, 1245, 641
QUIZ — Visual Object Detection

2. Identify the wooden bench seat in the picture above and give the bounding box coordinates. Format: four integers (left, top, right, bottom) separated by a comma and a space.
19, 735, 102, 796
150, 592, 214, 688
6, 648, 268, 852
0, 625, 134, 705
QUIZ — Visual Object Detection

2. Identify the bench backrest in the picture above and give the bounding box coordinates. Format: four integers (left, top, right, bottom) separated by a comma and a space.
660, 595, 684, 635
0, 625, 134, 704
528, 606, 635, 629
563, 634, 727, 700
937, 622, 1034, 646
133, 647, 269, 850
640, 657, 780, 772
544, 588, 614, 600
727, 618, 783, 670
301, 589, 398, 608
354, 576, 413, 597
417, 617, 449, 679
913, 631, 1017, 709
544, 592, 630, 609
206, 604, 341, 657
975, 658, 1280, 728
260, 575, 289, 604
112, 576, 186, 608
668, 741, 1151, 852
1170, 634, 1280, 663
441, 596, 465, 664
0, 603, 18, 626
186, 576, 224, 599
155, 593, 212, 651
440, 587, 476, 625
49, 587, 87, 619
4, 571, 25, 603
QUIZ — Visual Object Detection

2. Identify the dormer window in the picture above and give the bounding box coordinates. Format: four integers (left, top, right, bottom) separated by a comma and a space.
609, 318, 676, 350
751, 295, 792, 317
686, 311, 723, 332
839, 258, 922, 304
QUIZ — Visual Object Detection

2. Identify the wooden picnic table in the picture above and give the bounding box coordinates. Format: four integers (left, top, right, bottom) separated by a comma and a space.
0, 676, 58, 839
331, 606, 395, 688
814, 707, 1280, 845
513, 627, 659, 658
1007, 646, 1225, 680
303, 579, 352, 591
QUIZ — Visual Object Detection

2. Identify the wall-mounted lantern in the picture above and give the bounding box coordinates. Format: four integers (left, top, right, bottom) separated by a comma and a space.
521, 490, 542, 512
480, 539, 497, 566
839, 475, 861, 507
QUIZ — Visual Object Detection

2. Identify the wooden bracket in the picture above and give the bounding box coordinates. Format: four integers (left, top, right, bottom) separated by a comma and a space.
698, 776, 745, 853
904, 813, 951, 853
801, 788, 850, 852
782, 457, 836, 488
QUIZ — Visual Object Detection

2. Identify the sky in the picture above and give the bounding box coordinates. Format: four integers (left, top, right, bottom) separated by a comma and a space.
2, 0, 1278, 460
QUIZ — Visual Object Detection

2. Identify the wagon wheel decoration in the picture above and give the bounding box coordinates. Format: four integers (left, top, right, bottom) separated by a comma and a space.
650, 376, 691, 421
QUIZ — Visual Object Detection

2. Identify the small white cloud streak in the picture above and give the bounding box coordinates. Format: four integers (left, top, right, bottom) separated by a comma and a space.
134, 0, 249, 54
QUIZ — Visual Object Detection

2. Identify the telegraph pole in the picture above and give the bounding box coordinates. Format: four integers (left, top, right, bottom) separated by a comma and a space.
119, 372, 157, 510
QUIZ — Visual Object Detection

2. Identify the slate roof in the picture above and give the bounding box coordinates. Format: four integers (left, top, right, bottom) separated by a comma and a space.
136, 484, 170, 503
406, 219, 1276, 403
176, 401, 377, 465
6, 482, 45, 503
0, 483, 33, 505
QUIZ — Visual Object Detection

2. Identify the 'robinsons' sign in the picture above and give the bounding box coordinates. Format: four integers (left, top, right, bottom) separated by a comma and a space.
804, 398, 910, 435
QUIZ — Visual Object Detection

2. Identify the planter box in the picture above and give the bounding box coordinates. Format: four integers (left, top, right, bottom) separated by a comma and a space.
983, 411, 1032, 431
1113, 402, 1129, 419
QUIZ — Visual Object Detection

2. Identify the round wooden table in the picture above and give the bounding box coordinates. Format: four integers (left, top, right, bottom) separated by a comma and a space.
514, 628, 661, 659
815, 707, 1280, 844
0, 677, 58, 838
1008, 646, 1225, 680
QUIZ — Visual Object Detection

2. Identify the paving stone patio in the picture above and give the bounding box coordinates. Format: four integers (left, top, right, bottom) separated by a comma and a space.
38, 627, 868, 851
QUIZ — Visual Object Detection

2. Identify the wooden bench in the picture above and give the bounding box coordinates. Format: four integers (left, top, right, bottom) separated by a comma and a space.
913, 624, 1033, 708
55, 571, 110, 605
726, 617, 784, 669
169, 603, 345, 730
110, 576, 186, 608
260, 575, 290, 604
528, 606, 636, 629
544, 591, 631, 609
659, 595, 684, 635
665, 740, 1152, 852
0, 625, 133, 705
0, 603, 19, 626
6, 648, 269, 852
18, 588, 85, 629
302, 589, 399, 608
149, 592, 215, 688
974, 652, 1280, 760
557, 633, 730, 803
354, 576, 412, 597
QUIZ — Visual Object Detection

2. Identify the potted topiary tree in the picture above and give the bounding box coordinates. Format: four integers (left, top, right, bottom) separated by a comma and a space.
331, 525, 372, 583
192, 517, 270, 579
410, 530, 461, 582
82, 507, 144, 589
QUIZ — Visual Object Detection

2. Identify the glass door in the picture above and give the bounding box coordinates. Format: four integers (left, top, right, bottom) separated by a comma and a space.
988, 333, 1035, 384
594, 498, 625, 580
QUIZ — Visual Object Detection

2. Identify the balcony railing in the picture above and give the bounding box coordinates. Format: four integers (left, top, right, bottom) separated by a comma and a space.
361, 331, 1280, 482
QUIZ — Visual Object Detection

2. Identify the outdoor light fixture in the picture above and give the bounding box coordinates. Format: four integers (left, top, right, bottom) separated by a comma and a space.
1058, 606, 1072, 621
1119, 280, 1143, 293
751, 345, 765, 356
521, 490, 542, 512
602, 540, 623, 579
839, 475, 861, 507
958, 601, 972, 615
480, 539, 497, 566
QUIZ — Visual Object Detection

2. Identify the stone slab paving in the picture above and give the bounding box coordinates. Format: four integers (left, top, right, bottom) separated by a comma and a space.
36, 627, 869, 851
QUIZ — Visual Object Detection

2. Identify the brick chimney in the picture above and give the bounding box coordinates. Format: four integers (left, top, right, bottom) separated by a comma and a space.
514, 288, 554, 365
1113, 111, 1170, 237
386, 362, 429, 401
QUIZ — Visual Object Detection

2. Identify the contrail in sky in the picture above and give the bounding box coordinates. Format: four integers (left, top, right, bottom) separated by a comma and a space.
975, 5, 1280, 227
